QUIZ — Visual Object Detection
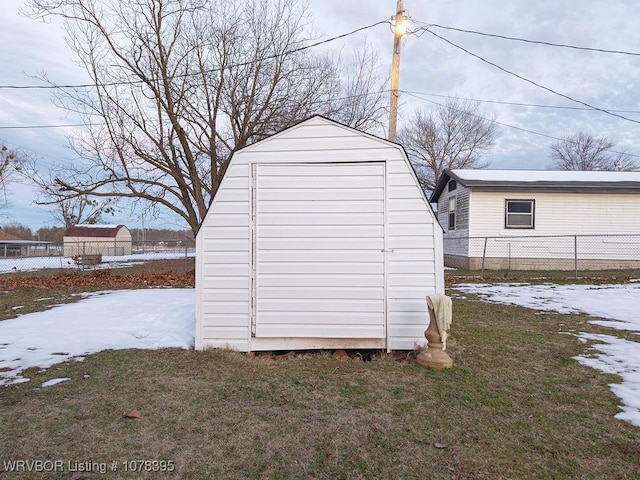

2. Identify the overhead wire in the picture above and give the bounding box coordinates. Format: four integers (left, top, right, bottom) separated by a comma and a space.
0, 89, 392, 130
401, 91, 640, 159
423, 28, 640, 126
401, 90, 640, 114
5, 85, 640, 131
3, 14, 639, 158
0, 20, 390, 91
421, 23, 640, 57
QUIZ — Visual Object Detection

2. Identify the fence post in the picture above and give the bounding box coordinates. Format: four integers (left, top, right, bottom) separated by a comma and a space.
481, 237, 488, 277
184, 245, 189, 272
82, 241, 86, 274
574, 235, 578, 279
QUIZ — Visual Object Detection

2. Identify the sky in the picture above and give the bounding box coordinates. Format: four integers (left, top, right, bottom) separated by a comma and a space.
2, 0, 640, 231
0, 282, 639, 428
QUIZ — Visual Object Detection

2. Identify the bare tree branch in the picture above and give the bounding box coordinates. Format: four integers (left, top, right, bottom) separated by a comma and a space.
398, 98, 500, 192
18, 156, 117, 227
549, 132, 638, 171
0, 143, 25, 211
26, 0, 386, 234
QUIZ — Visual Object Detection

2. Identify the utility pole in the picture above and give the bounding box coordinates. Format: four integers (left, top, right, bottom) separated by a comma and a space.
388, 0, 406, 142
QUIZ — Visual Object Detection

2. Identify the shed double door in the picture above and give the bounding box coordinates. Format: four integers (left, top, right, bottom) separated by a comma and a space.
252, 162, 386, 340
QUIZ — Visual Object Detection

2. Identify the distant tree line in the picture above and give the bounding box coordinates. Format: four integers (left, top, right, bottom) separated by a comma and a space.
129, 229, 194, 242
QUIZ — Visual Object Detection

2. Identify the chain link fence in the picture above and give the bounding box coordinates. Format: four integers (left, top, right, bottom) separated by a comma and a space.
0, 240, 195, 274
444, 234, 640, 276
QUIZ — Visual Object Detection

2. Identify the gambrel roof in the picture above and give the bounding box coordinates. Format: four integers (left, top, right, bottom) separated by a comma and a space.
64, 224, 128, 238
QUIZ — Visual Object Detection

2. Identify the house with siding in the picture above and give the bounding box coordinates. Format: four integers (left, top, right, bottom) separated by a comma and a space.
195, 116, 444, 352
63, 224, 132, 257
430, 169, 640, 270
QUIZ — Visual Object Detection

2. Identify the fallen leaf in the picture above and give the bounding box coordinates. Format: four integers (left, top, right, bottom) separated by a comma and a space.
433, 443, 447, 449
123, 410, 141, 419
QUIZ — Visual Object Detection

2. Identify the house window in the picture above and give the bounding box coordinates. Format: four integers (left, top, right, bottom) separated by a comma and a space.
448, 197, 456, 230
448, 180, 457, 192
505, 199, 535, 229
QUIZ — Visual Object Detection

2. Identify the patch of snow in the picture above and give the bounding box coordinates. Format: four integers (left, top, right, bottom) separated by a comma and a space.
41, 377, 70, 388
0, 288, 195, 386
0, 250, 195, 274
455, 282, 640, 428
574, 333, 640, 426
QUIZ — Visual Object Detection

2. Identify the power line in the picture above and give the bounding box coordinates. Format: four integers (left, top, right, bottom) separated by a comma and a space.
0, 89, 391, 130
422, 24, 640, 57
401, 90, 640, 114
6, 87, 639, 131
402, 91, 640, 159
0, 124, 88, 130
425, 29, 640, 126
0, 20, 389, 91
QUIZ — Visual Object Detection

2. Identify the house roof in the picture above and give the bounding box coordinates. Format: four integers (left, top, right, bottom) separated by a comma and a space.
0, 232, 53, 245
64, 224, 128, 238
0, 232, 26, 241
430, 169, 640, 202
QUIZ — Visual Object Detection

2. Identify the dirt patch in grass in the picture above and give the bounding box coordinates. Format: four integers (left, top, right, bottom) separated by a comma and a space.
1, 295, 638, 479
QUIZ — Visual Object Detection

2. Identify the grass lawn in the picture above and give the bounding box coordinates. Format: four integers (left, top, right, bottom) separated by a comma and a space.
1, 279, 639, 479
446, 267, 640, 285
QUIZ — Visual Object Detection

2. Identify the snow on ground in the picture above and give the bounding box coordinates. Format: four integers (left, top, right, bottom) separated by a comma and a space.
454, 283, 640, 427
2, 279, 639, 428
0, 250, 195, 274
0, 289, 195, 386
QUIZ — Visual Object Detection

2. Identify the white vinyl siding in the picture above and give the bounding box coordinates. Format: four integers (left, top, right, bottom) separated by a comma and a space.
196, 117, 444, 352
385, 157, 443, 350
254, 162, 385, 339
195, 162, 251, 351
438, 185, 470, 258
469, 191, 640, 237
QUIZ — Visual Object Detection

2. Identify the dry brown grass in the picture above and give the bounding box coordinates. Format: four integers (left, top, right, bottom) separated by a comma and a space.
446, 267, 640, 285
1, 287, 639, 479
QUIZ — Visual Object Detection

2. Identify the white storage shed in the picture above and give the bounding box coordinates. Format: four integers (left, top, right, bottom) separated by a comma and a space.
195, 116, 444, 352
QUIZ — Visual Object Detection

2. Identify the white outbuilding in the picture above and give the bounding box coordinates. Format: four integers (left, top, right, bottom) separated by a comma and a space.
195, 116, 444, 352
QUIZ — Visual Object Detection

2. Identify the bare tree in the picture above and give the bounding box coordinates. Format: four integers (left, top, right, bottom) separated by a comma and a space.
397, 99, 500, 192
27, 0, 387, 234
19, 158, 116, 227
549, 132, 637, 171
0, 144, 22, 208
1, 223, 34, 240
330, 43, 388, 133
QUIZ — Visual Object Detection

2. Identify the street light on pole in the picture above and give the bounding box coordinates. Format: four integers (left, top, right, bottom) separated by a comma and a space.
388, 0, 407, 142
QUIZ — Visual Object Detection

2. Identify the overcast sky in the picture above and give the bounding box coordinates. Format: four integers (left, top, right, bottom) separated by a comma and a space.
2, 0, 640, 231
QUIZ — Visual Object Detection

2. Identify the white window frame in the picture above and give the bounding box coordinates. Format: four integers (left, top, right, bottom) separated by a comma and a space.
448, 196, 456, 230
505, 199, 535, 229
